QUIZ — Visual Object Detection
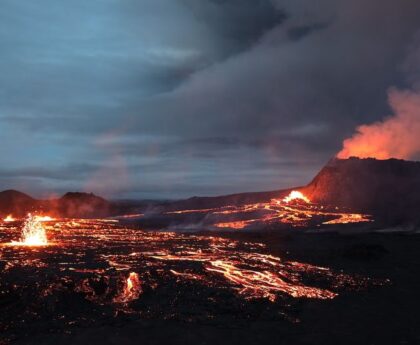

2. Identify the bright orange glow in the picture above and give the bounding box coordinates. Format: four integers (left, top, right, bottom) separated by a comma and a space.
186, 191, 371, 230
337, 129, 396, 159
151, 248, 338, 301
34, 215, 55, 222
114, 272, 142, 303
9, 214, 49, 246
337, 88, 420, 160
3, 215, 16, 222
282, 191, 310, 203
206, 259, 337, 301
323, 213, 369, 225
214, 221, 251, 229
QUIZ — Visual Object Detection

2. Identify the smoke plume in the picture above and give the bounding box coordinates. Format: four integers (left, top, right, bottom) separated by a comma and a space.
338, 34, 420, 161
337, 88, 420, 160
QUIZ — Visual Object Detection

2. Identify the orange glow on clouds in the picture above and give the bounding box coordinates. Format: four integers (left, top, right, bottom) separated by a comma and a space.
338, 88, 420, 160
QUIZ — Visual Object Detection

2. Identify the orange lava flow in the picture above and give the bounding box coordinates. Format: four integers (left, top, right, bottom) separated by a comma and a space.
0, 218, 385, 309
323, 213, 366, 225
9, 214, 49, 246
114, 272, 142, 303
210, 194, 371, 230
206, 260, 337, 301
213, 221, 253, 230
148, 246, 338, 301
34, 215, 55, 222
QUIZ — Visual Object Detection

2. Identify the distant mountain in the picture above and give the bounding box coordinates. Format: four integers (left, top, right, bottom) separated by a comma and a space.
0, 190, 37, 217
0, 191, 112, 219
50, 192, 111, 218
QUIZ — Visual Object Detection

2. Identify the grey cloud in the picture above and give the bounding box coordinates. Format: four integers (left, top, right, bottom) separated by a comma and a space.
287, 22, 329, 41
1, 0, 420, 198
181, 0, 286, 56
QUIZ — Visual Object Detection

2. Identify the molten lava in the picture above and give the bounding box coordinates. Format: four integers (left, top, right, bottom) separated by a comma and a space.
10, 214, 49, 246
3, 215, 16, 222
114, 272, 142, 303
34, 215, 55, 222
0, 215, 387, 338
203, 191, 370, 230
282, 190, 310, 203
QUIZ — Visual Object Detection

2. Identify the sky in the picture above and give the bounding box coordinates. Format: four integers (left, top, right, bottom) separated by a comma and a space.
1, 0, 420, 199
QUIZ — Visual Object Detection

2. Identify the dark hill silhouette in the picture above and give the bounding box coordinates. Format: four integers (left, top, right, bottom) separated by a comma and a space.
0, 191, 111, 218
0, 190, 36, 217
55, 192, 110, 218
163, 189, 293, 212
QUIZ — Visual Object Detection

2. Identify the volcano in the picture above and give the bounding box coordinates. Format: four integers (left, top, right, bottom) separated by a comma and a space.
302, 157, 420, 224
156, 157, 420, 227
0, 158, 419, 226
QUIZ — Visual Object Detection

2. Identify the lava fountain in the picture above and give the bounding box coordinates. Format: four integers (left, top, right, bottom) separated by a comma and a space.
10, 214, 49, 246
282, 190, 310, 203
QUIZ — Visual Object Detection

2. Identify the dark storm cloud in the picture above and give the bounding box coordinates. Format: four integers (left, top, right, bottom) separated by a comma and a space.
286, 23, 329, 41
1, 0, 420, 198
181, 0, 286, 56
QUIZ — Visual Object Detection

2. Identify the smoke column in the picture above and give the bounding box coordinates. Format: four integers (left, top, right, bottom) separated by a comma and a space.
337, 88, 420, 160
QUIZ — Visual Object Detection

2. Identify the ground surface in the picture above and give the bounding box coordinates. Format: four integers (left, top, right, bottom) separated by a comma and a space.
0, 218, 419, 345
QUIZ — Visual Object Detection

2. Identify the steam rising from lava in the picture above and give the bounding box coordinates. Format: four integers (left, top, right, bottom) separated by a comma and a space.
338, 87, 420, 160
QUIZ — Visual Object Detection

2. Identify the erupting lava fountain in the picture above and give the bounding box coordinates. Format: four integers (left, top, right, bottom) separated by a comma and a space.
9, 214, 49, 246
282, 190, 310, 203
